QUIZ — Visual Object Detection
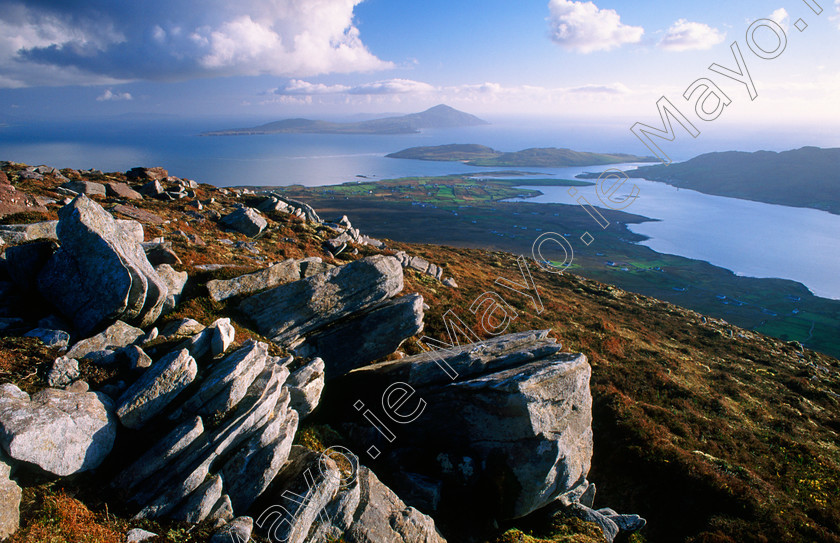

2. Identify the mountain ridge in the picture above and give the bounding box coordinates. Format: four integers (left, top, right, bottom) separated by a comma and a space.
202, 104, 489, 136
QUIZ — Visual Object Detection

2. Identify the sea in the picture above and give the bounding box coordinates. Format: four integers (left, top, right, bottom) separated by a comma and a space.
2, 116, 839, 299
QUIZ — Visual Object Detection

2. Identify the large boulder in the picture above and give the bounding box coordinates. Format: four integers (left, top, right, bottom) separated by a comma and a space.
295, 293, 424, 380
326, 330, 593, 532
0, 383, 117, 476
239, 255, 403, 344
37, 195, 168, 335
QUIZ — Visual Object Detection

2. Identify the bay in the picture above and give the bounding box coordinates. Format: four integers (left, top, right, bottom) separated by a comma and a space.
509, 170, 840, 301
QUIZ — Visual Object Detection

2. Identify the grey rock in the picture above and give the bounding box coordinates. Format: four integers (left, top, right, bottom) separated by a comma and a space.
222, 400, 298, 512
0, 384, 116, 476
139, 179, 164, 196
123, 344, 153, 370
106, 182, 143, 200
256, 446, 341, 543
285, 358, 325, 418
144, 242, 181, 266
47, 356, 79, 387
155, 264, 188, 315
332, 330, 591, 525
296, 293, 424, 380
26, 328, 71, 350
569, 503, 619, 542
299, 257, 333, 278
18, 171, 44, 181
178, 318, 234, 362
62, 180, 106, 196
127, 167, 169, 182
171, 473, 224, 523
0, 221, 58, 244
125, 528, 158, 542
220, 207, 267, 237
116, 349, 197, 429
114, 416, 204, 491
83, 349, 118, 366
443, 277, 458, 288
160, 318, 205, 340
210, 516, 253, 543
37, 195, 168, 335
240, 255, 403, 344
65, 380, 89, 393
317, 465, 447, 543
0, 455, 21, 539
116, 219, 145, 243
206, 259, 300, 302
5, 240, 58, 292
207, 494, 234, 523
66, 320, 144, 359
181, 340, 277, 416
134, 361, 287, 519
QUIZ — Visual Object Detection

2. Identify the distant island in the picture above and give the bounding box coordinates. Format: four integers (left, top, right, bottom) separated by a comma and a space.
203, 104, 488, 136
386, 144, 659, 167
579, 146, 840, 215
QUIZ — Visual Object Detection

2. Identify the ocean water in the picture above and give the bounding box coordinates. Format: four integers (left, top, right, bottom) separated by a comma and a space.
510, 172, 840, 300
2, 117, 838, 299
0, 116, 828, 187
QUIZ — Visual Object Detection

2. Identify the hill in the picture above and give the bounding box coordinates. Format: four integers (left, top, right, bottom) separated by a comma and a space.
583, 146, 840, 215
387, 144, 659, 167
0, 161, 837, 543
202, 104, 488, 136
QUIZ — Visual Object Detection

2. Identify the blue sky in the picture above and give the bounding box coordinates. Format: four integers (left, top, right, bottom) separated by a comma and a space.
1, 0, 839, 129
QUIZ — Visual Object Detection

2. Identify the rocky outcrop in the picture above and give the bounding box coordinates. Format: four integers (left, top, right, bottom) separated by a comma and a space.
256, 446, 446, 543
239, 255, 403, 345
326, 330, 593, 532
295, 293, 424, 380
0, 384, 116, 476
259, 194, 321, 223
38, 195, 168, 335
394, 250, 456, 286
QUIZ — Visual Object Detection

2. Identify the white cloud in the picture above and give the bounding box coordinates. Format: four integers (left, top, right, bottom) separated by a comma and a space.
96, 89, 132, 101
770, 8, 790, 32
0, 0, 392, 88
659, 19, 726, 51
831, 1, 840, 29
348, 79, 437, 95
547, 0, 644, 53
266, 78, 635, 108
275, 78, 435, 96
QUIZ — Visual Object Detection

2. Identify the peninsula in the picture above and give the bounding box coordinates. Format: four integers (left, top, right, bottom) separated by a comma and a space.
386, 144, 659, 167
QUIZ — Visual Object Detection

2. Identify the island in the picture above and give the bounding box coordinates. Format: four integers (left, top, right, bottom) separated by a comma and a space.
578, 146, 840, 215
202, 104, 488, 136
386, 144, 659, 167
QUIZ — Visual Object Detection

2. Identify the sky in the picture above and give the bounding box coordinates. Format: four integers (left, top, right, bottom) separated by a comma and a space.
1, 0, 840, 132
